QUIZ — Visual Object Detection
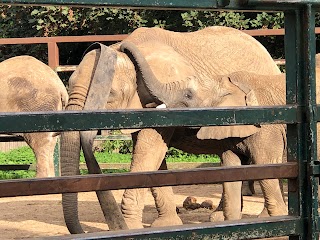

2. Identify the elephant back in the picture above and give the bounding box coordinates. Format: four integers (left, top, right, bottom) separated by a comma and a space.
126, 26, 281, 79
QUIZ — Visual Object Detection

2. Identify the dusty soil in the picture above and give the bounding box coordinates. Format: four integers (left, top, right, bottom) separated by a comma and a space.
0, 183, 288, 239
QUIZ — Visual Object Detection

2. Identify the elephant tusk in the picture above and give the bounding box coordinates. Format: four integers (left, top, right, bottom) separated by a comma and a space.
156, 103, 167, 108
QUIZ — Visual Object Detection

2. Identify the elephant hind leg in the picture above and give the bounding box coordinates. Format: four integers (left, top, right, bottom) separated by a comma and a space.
121, 128, 182, 229
24, 132, 57, 178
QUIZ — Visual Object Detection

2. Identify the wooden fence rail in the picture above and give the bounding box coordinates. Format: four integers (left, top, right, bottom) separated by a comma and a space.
2, 27, 320, 71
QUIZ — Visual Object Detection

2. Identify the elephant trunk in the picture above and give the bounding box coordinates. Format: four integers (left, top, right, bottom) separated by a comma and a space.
120, 42, 184, 106
60, 49, 97, 234
60, 105, 84, 234
81, 131, 128, 230
61, 45, 127, 234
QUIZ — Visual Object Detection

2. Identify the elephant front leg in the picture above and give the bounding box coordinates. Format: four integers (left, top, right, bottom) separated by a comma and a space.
150, 161, 183, 228
121, 128, 181, 229
210, 150, 242, 221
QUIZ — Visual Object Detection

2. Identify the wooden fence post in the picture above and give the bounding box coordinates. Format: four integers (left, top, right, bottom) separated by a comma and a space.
47, 42, 59, 70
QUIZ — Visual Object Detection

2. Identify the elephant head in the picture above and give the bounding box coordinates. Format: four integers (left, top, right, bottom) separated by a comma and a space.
120, 41, 261, 141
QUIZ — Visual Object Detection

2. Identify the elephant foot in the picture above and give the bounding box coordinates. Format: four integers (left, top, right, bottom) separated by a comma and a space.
258, 207, 269, 218
124, 218, 144, 229
209, 211, 224, 222
151, 214, 183, 228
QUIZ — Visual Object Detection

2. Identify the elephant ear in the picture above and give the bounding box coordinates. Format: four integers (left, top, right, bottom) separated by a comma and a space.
197, 76, 261, 140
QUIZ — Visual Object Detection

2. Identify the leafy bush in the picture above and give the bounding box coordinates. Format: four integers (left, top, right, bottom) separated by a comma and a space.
3, 6, 320, 63
97, 140, 133, 154
80, 151, 131, 163
0, 170, 36, 179
0, 146, 35, 164
166, 147, 220, 163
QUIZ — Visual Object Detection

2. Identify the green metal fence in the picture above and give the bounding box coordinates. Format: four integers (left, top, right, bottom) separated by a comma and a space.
0, 0, 319, 239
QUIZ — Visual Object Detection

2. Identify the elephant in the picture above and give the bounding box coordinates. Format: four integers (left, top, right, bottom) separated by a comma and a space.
122, 42, 320, 222
59, 25, 282, 234
0, 55, 68, 177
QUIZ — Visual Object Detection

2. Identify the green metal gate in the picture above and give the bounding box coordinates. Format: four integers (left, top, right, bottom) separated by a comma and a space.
0, 0, 319, 239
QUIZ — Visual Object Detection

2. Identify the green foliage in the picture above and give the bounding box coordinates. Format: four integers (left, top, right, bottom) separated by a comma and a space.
0, 146, 35, 164
181, 11, 250, 31
0, 6, 48, 62
0, 144, 219, 179
80, 169, 128, 175
3, 6, 317, 63
97, 140, 133, 154
0, 170, 36, 179
165, 147, 220, 163
79, 151, 131, 163
250, 12, 284, 29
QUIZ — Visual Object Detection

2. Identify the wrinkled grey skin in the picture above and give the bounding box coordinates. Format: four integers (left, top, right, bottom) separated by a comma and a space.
0, 56, 68, 178
60, 26, 282, 233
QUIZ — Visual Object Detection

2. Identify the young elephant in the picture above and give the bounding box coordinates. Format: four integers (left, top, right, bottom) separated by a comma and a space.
0, 56, 68, 177
60, 26, 282, 233
121, 42, 289, 222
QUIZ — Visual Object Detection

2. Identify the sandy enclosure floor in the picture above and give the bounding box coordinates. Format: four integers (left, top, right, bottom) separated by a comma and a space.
0, 183, 288, 239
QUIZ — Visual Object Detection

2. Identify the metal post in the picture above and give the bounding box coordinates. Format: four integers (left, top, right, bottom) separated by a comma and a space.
285, 5, 318, 239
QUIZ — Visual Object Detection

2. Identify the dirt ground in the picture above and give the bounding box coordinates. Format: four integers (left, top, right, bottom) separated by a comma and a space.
0, 183, 288, 239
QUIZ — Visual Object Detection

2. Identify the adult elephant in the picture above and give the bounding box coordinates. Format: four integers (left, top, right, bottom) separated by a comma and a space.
0, 56, 68, 177
60, 26, 281, 233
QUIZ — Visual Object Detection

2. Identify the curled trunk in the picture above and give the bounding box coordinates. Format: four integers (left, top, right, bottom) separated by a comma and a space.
81, 131, 128, 230
120, 42, 183, 106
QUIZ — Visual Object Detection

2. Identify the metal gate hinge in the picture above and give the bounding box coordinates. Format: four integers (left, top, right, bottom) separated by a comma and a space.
311, 161, 320, 176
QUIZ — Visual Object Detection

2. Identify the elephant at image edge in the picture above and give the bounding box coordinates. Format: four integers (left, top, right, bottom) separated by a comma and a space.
60, 26, 282, 233
124, 42, 320, 222
121, 42, 288, 223
0, 56, 68, 177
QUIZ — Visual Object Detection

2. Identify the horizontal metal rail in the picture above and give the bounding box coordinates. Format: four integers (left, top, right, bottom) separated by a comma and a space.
43, 216, 301, 240
0, 105, 300, 133
0, 135, 24, 142
0, 163, 297, 197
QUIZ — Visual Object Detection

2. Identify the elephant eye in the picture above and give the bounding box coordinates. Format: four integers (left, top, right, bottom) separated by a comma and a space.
184, 89, 193, 100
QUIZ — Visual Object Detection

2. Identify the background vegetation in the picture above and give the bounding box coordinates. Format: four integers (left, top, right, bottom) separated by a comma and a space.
0, 143, 220, 179
2, 6, 320, 69
0, 6, 318, 179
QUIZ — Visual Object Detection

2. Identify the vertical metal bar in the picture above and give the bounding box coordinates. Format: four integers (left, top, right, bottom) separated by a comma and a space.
47, 41, 59, 70
285, 5, 318, 240
285, 11, 302, 228
301, 5, 319, 239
